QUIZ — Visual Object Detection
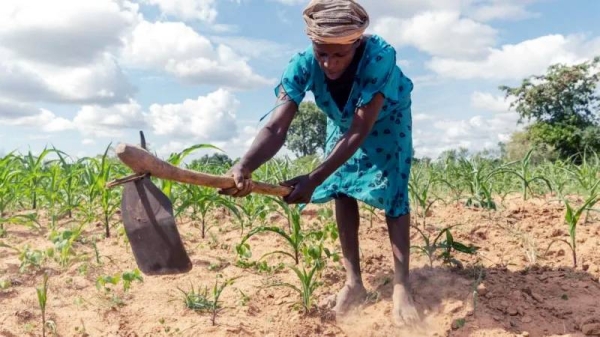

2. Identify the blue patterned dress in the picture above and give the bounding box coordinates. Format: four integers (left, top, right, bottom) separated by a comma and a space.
274, 34, 413, 218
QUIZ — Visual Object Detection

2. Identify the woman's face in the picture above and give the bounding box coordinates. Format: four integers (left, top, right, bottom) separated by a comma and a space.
313, 39, 360, 80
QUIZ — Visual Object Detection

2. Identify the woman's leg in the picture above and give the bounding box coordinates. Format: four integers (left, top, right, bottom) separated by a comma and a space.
386, 213, 419, 326
333, 194, 367, 315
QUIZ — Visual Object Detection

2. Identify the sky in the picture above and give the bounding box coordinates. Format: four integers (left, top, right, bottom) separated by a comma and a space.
1, 0, 599, 161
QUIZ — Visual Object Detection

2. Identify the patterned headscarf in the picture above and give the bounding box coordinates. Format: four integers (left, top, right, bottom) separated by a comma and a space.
302, 0, 370, 45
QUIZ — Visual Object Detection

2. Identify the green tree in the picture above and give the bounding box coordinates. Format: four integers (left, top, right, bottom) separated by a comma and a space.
500, 56, 600, 163
502, 130, 557, 164
191, 153, 233, 168
286, 102, 327, 158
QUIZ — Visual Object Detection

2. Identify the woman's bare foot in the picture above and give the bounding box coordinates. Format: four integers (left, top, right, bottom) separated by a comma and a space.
392, 283, 420, 327
332, 283, 367, 316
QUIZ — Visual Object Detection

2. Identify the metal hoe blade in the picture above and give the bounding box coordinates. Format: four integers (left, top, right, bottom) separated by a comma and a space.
118, 131, 192, 275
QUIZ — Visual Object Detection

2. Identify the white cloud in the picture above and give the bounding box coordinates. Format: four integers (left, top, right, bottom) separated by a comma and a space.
470, 91, 515, 113
397, 59, 411, 68
413, 108, 522, 159
147, 88, 239, 142
428, 34, 599, 80
467, 1, 541, 22
43, 112, 76, 132
0, 0, 139, 66
0, 55, 136, 105
209, 36, 294, 61
155, 141, 194, 159
0, 99, 73, 132
345, 0, 467, 18
269, 0, 307, 5
414, 113, 433, 121
147, 89, 278, 159
0, 0, 138, 105
265, 0, 541, 23
60, 89, 255, 158
140, 0, 217, 23
120, 21, 213, 68
28, 134, 52, 141
73, 100, 147, 137
373, 11, 496, 58
358, 0, 540, 22
0, 108, 74, 133
228, 125, 258, 151
120, 20, 273, 89
0, 99, 40, 119
154, 125, 258, 160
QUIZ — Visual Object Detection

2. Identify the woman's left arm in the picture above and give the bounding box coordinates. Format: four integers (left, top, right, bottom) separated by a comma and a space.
282, 93, 384, 204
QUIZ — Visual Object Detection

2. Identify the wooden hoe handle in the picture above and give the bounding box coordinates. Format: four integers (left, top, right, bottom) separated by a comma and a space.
115, 143, 292, 197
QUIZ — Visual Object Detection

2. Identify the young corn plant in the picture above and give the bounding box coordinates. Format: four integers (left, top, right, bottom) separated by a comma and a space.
494, 168, 519, 207
253, 157, 295, 185
96, 269, 144, 293
41, 162, 65, 230
501, 149, 553, 200
409, 165, 443, 228
0, 152, 20, 218
176, 184, 241, 239
266, 220, 338, 314
81, 145, 121, 238
48, 224, 86, 268
236, 195, 274, 234
0, 242, 49, 273
438, 228, 479, 268
437, 157, 467, 205
98, 146, 121, 238
36, 273, 49, 337
0, 213, 42, 238
458, 158, 501, 210
268, 243, 328, 314
359, 204, 381, 228
79, 157, 101, 223
159, 144, 222, 203
18, 148, 57, 210
0, 153, 42, 238
540, 159, 571, 198
96, 269, 144, 306
54, 149, 84, 219
236, 196, 304, 265
411, 224, 478, 268
564, 153, 600, 223
546, 193, 599, 267
280, 264, 321, 314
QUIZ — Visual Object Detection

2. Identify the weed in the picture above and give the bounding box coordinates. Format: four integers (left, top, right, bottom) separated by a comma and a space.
178, 275, 238, 326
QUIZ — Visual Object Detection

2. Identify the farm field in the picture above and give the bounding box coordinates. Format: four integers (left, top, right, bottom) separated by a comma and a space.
1, 146, 600, 337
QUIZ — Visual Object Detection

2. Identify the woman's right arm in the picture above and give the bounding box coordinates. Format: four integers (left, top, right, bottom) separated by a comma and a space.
239, 88, 298, 172
218, 87, 298, 197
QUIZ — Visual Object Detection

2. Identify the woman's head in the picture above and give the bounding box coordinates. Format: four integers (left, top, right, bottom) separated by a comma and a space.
303, 0, 369, 80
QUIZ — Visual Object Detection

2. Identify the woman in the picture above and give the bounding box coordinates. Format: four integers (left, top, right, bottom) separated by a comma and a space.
218, 0, 419, 326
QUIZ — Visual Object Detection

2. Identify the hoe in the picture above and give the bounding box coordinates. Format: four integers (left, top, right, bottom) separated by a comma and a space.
107, 131, 291, 276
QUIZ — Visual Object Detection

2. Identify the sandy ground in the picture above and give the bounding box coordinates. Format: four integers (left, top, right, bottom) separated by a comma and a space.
1, 194, 599, 337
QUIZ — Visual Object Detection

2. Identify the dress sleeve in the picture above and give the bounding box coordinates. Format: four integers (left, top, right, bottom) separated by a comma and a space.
356, 45, 413, 108
273, 50, 313, 106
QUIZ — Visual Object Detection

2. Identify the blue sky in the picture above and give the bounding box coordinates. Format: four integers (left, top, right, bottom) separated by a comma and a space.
1, 0, 599, 161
